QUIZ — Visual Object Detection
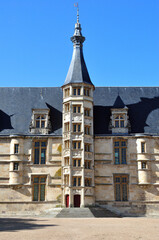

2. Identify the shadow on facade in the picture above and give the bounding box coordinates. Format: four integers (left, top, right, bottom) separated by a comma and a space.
94, 96, 159, 134
46, 103, 62, 133
0, 218, 57, 232
0, 110, 13, 132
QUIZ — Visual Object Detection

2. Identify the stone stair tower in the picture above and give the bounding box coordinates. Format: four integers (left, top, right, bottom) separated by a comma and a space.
62, 8, 95, 207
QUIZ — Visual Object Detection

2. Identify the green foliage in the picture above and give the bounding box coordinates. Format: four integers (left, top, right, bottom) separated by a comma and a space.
54, 168, 61, 178
56, 194, 62, 203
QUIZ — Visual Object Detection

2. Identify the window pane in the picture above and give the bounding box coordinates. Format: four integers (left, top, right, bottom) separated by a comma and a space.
34, 149, 39, 164
73, 107, 76, 113
115, 121, 119, 127
78, 159, 81, 167
115, 184, 121, 201
78, 178, 81, 186
115, 177, 120, 183
41, 149, 46, 164
35, 142, 40, 147
121, 141, 126, 147
78, 88, 80, 95
73, 125, 76, 132
78, 142, 81, 149
122, 184, 128, 201
121, 148, 126, 164
40, 177, 46, 183
114, 141, 119, 147
36, 120, 40, 128
33, 177, 39, 183
78, 125, 81, 132
73, 160, 76, 167
115, 149, 120, 164
73, 178, 76, 186
33, 184, 39, 201
41, 121, 45, 128
73, 88, 76, 95
40, 184, 45, 201
120, 120, 124, 128
41, 142, 46, 147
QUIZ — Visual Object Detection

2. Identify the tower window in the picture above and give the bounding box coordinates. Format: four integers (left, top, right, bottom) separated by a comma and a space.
84, 88, 90, 96
85, 126, 90, 135
73, 124, 81, 133
85, 144, 91, 152
85, 178, 91, 186
13, 162, 19, 171
65, 103, 70, 112
73, 159, 81, 167
14, 144, 19, 154
84, 108, 90, 117
73, 177, 81, 186
64, 88, 70, 97
141, 162, 147, 169
73, 88, 81, 96
73, 141, 81, 150
141, 142, 146, 153
73, 105, 81, 113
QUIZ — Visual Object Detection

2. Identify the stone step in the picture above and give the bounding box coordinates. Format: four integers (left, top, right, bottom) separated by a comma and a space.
56, 207, 121, 218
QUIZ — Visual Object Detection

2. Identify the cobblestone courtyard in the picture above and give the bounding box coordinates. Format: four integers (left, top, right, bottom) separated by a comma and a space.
0, 217, 159, 240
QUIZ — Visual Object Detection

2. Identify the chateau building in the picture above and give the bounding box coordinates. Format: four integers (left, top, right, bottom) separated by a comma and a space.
0, 13, 159, 216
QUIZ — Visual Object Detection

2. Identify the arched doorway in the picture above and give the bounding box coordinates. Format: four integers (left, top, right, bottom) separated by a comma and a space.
65, 194, 69, 208
74, 194, 80, 207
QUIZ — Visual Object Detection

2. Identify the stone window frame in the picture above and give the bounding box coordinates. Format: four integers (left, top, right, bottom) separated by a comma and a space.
73, 176, 81, 187
33, 140, 47, 165
85, 178, 92, 187
32, 175, 47, 202
114, 115, 125, 128
114, 139, 127, 165
30, 109, 51, 134
73, 158, 81, 167
114, 174, 129, 201
141, 142, 146, 153
73, 105, 81, 114
73, 87, 81, 96
73, 123, 81, 133
14, 144, 19, 154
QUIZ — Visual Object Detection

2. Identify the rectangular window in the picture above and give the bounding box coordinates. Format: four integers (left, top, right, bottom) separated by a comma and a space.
65, 122, 70, 132
13, 162, 19, 171
85, 126, 90, 135
73, 177, 81, 186
64, 157, 69, 166
73, 159, 81, 167
73, 124, 81, 132
73, 141, 81, 150
32, 176, 46, 201
65, 140, 70, 149
33, 141, 47, 164
84, 88, 90, 96
65, 103, 70, 112
64, 88, 70, 97
85, 161, 91, 169
141, 142, 146, 153
85, 144, 91, 152
73, 88, 81, 96
85, 178, 91, 186
114, 175, 128, 201
141, 162, 147, 169
14, 144, 19, 154
73, 105, 81, 113
84, 108, 90, 117
114, 139, 127, 164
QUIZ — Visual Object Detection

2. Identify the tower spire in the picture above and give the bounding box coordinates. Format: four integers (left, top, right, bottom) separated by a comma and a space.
74, 3, 79, 23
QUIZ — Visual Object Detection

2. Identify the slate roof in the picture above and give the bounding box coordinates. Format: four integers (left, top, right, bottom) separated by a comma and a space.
113, 95, 126, 108
0, 87, 159, 136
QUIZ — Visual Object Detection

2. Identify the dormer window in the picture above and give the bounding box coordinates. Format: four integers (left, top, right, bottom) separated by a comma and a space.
115, 115, 125, 128
30, 109, 51, 134
35, 115, 46, 128
110, 96, 130, 134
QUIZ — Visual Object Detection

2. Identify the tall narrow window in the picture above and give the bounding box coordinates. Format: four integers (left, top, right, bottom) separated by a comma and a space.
14, 144, 19, 154
141, 142, 145, 153
73, 105, 81, 113
114, 139, 127, 164
73, 141, 81, 150
73, 177, 81, 186
114, 175, 128, 201
33, 141, 47, 164
32, 176, 46, 201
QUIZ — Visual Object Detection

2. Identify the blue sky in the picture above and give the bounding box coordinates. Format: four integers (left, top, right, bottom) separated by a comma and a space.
0, 0, 158, 87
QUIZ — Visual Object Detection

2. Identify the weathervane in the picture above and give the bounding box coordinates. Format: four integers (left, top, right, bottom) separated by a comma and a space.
74, 2, 79, 23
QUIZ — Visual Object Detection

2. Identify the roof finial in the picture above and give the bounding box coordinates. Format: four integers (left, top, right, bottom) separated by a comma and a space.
74, 2, 79, 23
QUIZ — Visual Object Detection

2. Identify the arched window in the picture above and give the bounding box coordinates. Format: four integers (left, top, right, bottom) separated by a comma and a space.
115, 115, 124, 128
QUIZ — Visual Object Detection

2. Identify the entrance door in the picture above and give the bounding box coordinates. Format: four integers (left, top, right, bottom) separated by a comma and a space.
65, 194, 69, 208
74, 194, 80, 207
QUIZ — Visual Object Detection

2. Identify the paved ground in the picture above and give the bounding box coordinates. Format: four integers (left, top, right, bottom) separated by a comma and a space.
0, 217, 159, 240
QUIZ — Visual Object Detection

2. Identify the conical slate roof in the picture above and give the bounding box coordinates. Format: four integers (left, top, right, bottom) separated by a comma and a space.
113, 95, 127, 108
63, 13, 93, 86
